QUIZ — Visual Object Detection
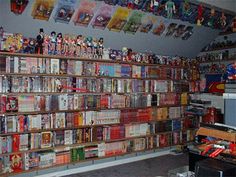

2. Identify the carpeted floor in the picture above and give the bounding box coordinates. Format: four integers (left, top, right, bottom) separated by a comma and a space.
65, 153, 189, 177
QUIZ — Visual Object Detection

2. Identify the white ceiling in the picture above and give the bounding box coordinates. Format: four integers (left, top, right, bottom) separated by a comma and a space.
197, 0, 236, 13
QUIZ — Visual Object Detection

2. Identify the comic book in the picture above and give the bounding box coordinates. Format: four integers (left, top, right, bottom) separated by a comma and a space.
54, 0, 76, 23
73, 0, 97, 27
31, 0, 55, 21
123, 10, 144, 34
107, 7, 131, 32
139, 15, 157, 33
91, 2, 114, 30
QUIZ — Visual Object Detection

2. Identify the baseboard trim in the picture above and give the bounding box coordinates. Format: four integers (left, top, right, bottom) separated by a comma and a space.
35, 149, 171, 177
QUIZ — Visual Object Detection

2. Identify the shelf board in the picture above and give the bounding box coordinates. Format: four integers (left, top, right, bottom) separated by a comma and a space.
219, 31, 236, 36
200, 45, 236, 53
0, 51, 186, 68
199, 57, 236, 64
0, 104, 186, 116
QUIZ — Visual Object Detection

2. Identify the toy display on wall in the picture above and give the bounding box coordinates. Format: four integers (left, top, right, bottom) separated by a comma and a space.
31, 0, 55, 21
123, 10, 144, 34
91, 2, 114, 30
139, 14, 157, 33
181, 26, 193, 40
73, 0, 96, 27
54, 0, 76, 24
107, 7, 131, 32
174, 24, 186, 38
153, 20, 167, 36
165, 23, 177, 37
10, 0, 28, 15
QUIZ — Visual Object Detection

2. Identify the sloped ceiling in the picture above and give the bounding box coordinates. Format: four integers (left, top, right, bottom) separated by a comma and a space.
0, 0, 231, 58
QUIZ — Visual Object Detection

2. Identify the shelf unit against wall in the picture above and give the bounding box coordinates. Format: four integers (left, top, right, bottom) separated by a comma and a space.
0, 52, 200, 176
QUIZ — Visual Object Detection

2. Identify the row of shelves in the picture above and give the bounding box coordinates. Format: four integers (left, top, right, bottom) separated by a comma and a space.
0, 129, 197, 176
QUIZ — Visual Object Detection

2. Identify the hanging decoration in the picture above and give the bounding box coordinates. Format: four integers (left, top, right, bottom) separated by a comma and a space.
73, 0, 96, 27
107, 7, 131, 32
54, 0, 76, 24
123, 10, 144, 34
10, 0, 28, 15
31, 0, 55, 21
139, 14, 157, 33
91, 2, 114, 30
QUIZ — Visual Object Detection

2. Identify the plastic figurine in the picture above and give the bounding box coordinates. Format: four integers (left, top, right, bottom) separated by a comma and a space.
208, 8, 215, 28
76, 35, 83, 56
151, 0, 159, 15
98, 37, 104, 59
165, 0, 175, 19
63, 34, 69, 55
49, 31, 56, 54
35, 28, 44, 54
92, 38, 98, 58
127, 0, 134, 9
85, 36, 93, 57
182, 0, 191, 21
56, 33, 63, 55
220, 12, 227, 29
43, 34, 50, 55
69, 35, 76, 56
232, 17, 236, 32
227, 62, 236, 80
27, 38, 36, 54
197, 4, 204, 26
0, 26, 4, 50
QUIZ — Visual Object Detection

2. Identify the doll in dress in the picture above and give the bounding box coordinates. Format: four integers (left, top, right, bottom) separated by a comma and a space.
76, 35, 83, 56
56, 33, 63, 55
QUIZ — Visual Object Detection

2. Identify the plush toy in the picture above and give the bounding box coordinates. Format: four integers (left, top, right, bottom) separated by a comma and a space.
165, 0, 175, 19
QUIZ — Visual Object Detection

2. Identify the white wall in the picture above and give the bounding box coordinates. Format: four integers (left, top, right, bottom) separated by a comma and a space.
0, 0, 220, 58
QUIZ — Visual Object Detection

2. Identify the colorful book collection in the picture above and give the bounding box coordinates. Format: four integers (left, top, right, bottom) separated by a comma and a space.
0, 53, 200, 175
0, 125, 197, 173
0, 92, 189, 113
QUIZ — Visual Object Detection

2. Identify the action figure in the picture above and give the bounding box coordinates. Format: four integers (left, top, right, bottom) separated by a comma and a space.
208, 8, 215, 28
49, 31, 57, 55
220, 12, 226, 29
35, 28, 44, 54
76, 35, 83, 56
56, 33, 63, 55
197, 4, 204, 26
165, 0, 175, 19
98, 37, 104, 59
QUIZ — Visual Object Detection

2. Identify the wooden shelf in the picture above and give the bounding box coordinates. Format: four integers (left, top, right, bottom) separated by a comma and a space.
0, 132, 175, 157
219, 31, 236, 36
0, 51, 186, 68
199, 57, 236, 64
0, 91, 190, 96
0, 104, 185, 116
200, 45, 236, 53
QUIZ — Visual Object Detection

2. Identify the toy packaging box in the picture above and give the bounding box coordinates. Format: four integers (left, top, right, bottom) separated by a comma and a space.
10, 0, 29, 15
139, 15, 157, 33
31, 0, 55, 21
54, 0, 76, 24
123, 10, 144, 34
73, 0, 97, 27
91, 2, 114, 30
107, 7, 131, 32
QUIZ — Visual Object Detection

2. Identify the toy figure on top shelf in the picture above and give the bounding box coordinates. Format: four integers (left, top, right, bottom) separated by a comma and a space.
165, 0, 175, 19
92, 38, 98, 58
197, 4, 204, 26
182, 0, 191, 21
43, 34, 50, 55
69, 35, 76, 56
227, 61, 236, 80
85, 36, 93, 58
0, 27, 4, 50
35, 28, 44, 54
49, 31, 57, 55
56, 33, 63, 55
150, 0, 159, 15
63, 34, 70, 56
76, 35, 83, 56
98, 37, 104, 59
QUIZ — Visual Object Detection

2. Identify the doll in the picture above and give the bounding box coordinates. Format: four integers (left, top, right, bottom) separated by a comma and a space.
165, 0, 175, 19
43, 34, 50, 55
69, 35, 76, 56
76, 35, 83, 56
35, 28, 44, 54
220, 12, 226, 29
208, 8, 215, 28
63, 34, 69, 56
49, 31, 57, 55
56, 33, 63, 55
197, 4, 204, 26
152, 0, 159, 15
127, 0, 134, 9
85, 36, 93, 57
92, 38, 98, 58
98, 37, 104, 59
